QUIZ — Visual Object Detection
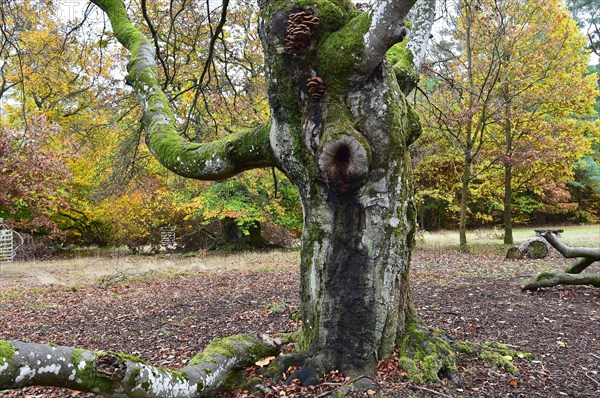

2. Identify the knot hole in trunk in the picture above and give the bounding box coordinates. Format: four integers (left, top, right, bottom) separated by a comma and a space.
318, 135, 369, 194
334, 144, 351, 173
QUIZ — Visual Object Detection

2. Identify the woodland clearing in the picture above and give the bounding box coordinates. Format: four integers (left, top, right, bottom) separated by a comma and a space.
0, 226, 599, 397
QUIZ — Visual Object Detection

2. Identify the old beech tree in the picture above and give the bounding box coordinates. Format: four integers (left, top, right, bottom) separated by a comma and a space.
0, 0, 448, 396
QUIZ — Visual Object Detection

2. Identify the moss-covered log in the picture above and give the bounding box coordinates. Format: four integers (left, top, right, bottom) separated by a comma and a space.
0, 335, 278, 397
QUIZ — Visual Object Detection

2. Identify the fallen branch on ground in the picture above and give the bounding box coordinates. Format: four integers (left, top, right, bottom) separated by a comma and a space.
522, 231, 599, 291
0, 334, 279, 397
522, 272, 600, 291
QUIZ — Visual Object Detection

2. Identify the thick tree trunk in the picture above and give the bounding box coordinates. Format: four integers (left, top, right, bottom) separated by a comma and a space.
70, 0, 446, 389
259, 0, 436, 377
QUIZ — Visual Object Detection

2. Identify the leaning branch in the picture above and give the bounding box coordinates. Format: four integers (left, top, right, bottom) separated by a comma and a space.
0, 334, 279, 397
540, 232, 600, 261
91, 0, 277, 180
522, 232, 599, 291
358, 0, 418, 74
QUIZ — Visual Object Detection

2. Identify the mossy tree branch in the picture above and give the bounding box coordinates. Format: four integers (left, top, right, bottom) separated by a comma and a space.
565, 258, 596, 274
0, 334, 279, 397
90, 0, 277, 181
522, 232, 599, 291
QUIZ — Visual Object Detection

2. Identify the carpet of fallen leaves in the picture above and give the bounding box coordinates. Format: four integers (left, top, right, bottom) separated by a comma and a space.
1, 247, 600, 397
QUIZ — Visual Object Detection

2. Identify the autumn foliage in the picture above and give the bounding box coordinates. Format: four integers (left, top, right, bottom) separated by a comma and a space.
0, 0, 598, 254
0, 116, 70, 235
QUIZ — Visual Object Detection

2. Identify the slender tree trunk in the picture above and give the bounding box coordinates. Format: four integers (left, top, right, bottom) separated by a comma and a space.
503, 163, 513, 244
460, 4, 476, 254
459, 157, 471, 252
503, 92, 514, 245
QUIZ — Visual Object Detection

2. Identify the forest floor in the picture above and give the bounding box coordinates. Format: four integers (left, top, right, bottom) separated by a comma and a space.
1, 227, 599, 397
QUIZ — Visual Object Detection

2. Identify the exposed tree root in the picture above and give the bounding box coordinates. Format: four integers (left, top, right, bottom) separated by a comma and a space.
397, 320, 457, 384
0, 334, 279, 397
452, 340, 535, 374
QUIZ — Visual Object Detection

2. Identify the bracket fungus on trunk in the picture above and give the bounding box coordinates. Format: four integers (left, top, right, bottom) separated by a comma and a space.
284, 10, 321, 54
306, 76, 326, 101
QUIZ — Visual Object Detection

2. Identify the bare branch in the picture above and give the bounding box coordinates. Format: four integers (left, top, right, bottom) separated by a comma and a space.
183, 0, 230, 136
358, 0, 417, 74
141, 0, 171, 89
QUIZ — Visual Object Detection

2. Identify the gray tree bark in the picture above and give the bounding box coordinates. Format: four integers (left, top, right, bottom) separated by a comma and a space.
259, 0, 442, 377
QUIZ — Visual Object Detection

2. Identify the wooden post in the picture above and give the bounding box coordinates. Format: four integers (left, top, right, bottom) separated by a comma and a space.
0, 219, 14, 265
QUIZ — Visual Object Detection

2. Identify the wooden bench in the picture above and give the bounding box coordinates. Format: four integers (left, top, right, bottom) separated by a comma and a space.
534, 229, 564, 236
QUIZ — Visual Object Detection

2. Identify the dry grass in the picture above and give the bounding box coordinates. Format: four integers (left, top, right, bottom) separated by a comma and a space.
0, 249, 300, 290
417, 224, 600, 253
1, 224, 597, 290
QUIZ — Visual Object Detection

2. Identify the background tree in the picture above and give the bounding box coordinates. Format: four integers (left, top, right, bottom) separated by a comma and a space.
0, 116, 70, 236
567, 0, 600, 57
97, 0, 302, 251
1, 0, 301, 251
418, 0, 507, 251
416, 0, 598, 245
0, 0, 129, 247
487, 0, 597, 244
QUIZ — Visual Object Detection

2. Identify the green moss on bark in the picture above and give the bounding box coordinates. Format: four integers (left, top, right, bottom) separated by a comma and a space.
0, 340, 15, 365
397, 319, 456, 384
129, 367, 141, 385
317, 12, 371, 92
114, 352, 144, 364
70, 349, 114, 394
297, 0, 355, 35
453, 340, 535, 374
188, 334, 274, 367
386, 41, 418, 91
